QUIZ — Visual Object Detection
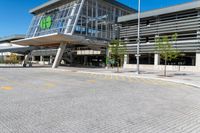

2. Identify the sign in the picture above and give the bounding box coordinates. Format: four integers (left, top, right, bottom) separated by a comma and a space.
77, 50, 101, 55
40, 16, 52, 30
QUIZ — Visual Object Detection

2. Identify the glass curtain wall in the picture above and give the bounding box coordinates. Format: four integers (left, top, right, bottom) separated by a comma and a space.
26, 0, 84, 38
74, 0, 129, 40
26, 0, 130, 41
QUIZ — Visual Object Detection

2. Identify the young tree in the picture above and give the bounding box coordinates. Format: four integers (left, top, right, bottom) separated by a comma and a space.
155, 33, 180, 76
9, 53, 19, 64
108, 40, 127, 72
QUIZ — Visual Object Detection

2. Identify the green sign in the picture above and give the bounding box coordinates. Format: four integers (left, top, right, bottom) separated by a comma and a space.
40, 16, 52, 30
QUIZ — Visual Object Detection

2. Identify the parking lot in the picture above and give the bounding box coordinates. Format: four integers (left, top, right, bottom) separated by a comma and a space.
0, 68, 200, 133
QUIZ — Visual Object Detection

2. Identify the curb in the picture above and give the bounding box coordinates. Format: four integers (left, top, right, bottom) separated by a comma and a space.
43, 68, 200, 88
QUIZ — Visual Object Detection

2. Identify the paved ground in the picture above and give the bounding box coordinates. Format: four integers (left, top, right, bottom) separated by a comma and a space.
58, 66, 200, 88
0, 68, 200, 133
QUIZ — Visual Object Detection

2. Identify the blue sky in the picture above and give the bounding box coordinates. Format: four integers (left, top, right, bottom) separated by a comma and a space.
0, 0, 192, 37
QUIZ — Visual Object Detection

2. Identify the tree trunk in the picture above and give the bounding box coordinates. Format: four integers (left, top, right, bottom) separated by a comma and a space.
164, 56, 167, 76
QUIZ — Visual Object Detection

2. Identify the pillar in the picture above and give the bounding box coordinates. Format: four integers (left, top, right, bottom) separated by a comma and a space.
22, 53, 31, 67
32, 56, 35, 62
49, 56, 53, 64
196, 53, 200, 67
52, 43, 66, 68
105, 47, 109, 69
84, 56, 87, 66
148, 53, 151, 64
154, 53, 160, 66
40, 56, 43, 61
123, 54, 129, 68
0, 53, 3, 62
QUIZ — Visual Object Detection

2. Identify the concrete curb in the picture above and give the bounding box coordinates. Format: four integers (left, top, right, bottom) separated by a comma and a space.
44, 68, 200, 88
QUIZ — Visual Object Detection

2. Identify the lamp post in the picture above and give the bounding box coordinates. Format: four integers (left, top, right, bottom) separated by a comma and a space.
136, 0, 141, 74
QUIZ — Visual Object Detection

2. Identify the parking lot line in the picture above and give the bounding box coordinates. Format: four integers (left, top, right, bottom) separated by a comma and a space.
1, 86, 13, 90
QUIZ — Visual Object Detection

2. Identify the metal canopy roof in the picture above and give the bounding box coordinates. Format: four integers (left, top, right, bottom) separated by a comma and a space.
0, 34, 25, 43
11, 33, 107, 46
0, 46, 37, 54
30, 0, 136, 14
118, 0, 200, 23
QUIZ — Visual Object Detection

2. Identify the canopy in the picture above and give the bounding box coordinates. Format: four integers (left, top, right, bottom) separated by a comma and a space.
12, 33, 107, 47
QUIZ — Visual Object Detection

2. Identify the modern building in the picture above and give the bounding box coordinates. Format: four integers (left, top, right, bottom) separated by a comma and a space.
0, 35, 26, 63
12, 0, 135, 68
118, 0, 200, 71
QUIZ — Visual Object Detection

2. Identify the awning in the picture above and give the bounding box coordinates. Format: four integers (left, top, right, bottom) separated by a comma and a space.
0, 46, 38, 54
12, 33, 108, 47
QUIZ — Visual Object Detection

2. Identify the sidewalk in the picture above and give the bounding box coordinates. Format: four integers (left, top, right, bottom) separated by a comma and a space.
56, 66, 200, 88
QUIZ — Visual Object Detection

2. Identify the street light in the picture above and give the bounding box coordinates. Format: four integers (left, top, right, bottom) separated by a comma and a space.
136, 0, 141, 74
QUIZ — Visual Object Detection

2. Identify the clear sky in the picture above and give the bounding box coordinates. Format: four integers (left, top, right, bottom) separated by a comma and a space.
0, 0, 193, 37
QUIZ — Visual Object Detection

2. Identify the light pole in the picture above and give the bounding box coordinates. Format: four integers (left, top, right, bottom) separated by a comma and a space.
136, 0, 141, 74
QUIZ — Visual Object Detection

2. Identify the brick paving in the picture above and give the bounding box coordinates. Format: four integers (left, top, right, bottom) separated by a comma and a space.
0, 68, 200, 133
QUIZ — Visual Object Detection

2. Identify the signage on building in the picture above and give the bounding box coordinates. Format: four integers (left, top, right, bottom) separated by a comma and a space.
77, 50, 101, 55
40, 16, 52, 30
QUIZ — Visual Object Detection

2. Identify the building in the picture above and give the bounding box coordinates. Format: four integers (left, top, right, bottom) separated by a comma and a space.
13, 0, 135, 68
118, 0, 200, 71
0, 35, 26, 63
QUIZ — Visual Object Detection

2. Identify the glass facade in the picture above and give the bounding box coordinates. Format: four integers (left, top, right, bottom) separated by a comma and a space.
26, 0, 84, 38
26, 0, 131, 41
74, 0, 130, 40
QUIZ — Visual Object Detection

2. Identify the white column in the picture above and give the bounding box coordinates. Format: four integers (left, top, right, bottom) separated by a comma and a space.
52, 43, 66, 68
123, 54, 129, 68
39, 56, 44, 65
32, 56, 35, 62
196, 53, 200, 67
40, 56, 43, 61
154, 53, 160, 66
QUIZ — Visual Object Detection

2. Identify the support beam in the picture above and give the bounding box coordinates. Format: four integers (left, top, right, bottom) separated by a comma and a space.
196, 53, 200, 67
22, 53, 31, 67
52, 43, 66, 68
154, 53, 160, 66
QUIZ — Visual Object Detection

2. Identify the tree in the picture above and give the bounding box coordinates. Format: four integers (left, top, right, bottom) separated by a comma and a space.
155, 33, 180, 76
9, 53, 19, 64
108, 40, 127, 72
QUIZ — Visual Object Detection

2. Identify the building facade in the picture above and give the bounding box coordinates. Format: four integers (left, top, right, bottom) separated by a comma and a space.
0, 35, 26, 63
13, 0, 135, 68
118, 0, 200, 71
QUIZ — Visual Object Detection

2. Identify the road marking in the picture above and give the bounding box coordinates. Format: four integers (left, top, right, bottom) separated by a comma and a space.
1, 86, 13, 90
44, 83, 56, 88
120, 76, 126, 81
103, 75, 111, 80
115, 75, 119, 80
109, 75, 112, 80
87, 80, 96, 83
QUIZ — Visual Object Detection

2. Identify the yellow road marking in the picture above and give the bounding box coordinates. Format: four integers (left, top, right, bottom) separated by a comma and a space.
44, 83, 56, 88
104, 75, 111, 80
87, 80, 96, 83
1, 86, 13, 90
120, 76, 126, 81
128, 77, 134, 82
115, 75, 119, 80
109, 75, 112, 80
